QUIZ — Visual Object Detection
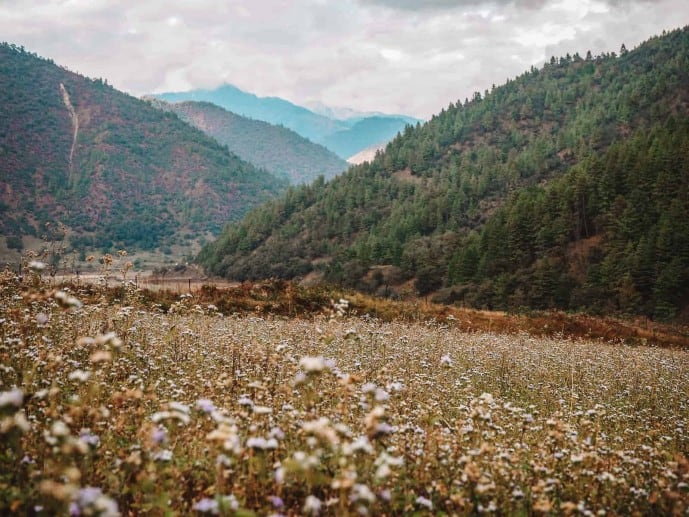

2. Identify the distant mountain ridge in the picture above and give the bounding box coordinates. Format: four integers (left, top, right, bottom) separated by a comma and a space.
153, 84, 419, 159
0, 43, 285, 254
147, 98, 348, 184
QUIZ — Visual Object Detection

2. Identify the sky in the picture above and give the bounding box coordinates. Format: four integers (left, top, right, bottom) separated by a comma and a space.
1, 0, 688, 119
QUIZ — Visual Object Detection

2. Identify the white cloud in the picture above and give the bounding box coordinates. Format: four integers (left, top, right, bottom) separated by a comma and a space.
0, 0, 686, 118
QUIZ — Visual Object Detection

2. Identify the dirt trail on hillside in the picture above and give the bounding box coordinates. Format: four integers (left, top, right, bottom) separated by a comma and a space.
59, 83, 79, 182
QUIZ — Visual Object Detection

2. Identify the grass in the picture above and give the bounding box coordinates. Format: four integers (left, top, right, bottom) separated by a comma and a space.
1, 270, 688, 515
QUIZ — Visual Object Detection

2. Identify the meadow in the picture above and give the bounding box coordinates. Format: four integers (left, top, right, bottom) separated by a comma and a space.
1, 268, 688, 515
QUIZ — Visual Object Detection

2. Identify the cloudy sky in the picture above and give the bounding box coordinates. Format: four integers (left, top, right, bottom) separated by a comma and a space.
1, 0, 687, 118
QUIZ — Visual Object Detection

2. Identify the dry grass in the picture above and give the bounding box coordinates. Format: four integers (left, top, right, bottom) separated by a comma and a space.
1, 272, 688, 515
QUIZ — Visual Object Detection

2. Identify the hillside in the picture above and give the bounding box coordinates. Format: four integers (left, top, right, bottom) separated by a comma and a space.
148, 99, 347, 184
154, 84, 418, 159
0, 43, 285, 255
199, 27, 689, 321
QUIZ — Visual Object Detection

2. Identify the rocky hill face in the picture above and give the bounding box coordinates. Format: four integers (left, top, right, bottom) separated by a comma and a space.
199, 27, 689, 321
148, 99, 348, 185
0, 43, 286, 255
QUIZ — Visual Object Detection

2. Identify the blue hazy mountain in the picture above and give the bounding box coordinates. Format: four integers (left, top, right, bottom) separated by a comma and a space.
154, 84, 419, 159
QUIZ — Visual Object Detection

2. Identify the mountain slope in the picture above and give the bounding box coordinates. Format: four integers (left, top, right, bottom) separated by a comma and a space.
154, 84, 418, 159
0, 43, 286, 253
199, 27, 689, 320
148, 99, 347, 184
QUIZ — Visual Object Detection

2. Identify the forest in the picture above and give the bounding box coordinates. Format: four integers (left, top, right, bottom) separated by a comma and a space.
200, 27, 689, 321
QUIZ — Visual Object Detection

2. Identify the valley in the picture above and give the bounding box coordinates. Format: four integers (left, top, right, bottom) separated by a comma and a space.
1, 12, 689, 515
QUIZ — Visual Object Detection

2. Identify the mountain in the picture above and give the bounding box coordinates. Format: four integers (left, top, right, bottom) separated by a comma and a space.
155, 84, 344, 145
147, 99, 348, 184
199, 27, 689, 321
304, 100, 419, 126
153, 84, 418, 159
0, 43, 286, 254
321, 116, 419, 159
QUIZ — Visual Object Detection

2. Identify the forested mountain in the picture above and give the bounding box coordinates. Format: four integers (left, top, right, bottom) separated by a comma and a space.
0, 43, 285, 253
147, 99, 347, 184
199, 27, 689, 321
154, 84, 418, 159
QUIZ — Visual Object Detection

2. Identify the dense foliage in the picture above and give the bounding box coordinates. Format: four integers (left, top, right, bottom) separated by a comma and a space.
200, 27, 689, 320
0, 43, 286, 253
150, 99, 348, 184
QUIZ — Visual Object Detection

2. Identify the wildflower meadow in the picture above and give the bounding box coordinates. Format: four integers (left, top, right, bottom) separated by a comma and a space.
0, 267, 688, 515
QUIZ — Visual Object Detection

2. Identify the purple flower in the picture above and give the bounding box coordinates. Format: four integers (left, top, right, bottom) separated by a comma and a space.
192, 497, 219, 514
268, 495, 284, 508
196, 399, 216, 413
79, 430, 100, 447
151, 427, 167, 445
78, 487, 103, 506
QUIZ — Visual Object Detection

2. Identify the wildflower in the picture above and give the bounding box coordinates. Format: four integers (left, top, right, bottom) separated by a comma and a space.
512, 488, 525, 499
440, 354, 453, 367
246, 436, 278, 450
238, 396, 254, 408
478, 392, 494, 404
269, 427, 285, 440
95, 332, 122, 349
303, 495, 322, 515
51, 420, 70, 437
343, 435, 374, 455
151, 410, 190, 425
196, 399, 216, 413
0, 388, 23, 408
193, 498, 219, 514
36, 312, 48, 324
152, 449, 173, 462
350, 484, 376, 504
361, 382, 377, 394
299, 356, 327, 373
90, 350, 112, 363
415, 496, 433, 510
268, 496, 284, 508
254, 405, 273, 415
68, 370, 91, 382
72, 487, 119, 517
374, 451, 404, 479
55, 290, 83, 309
302, 417, 339, 446
79, 429, 100, 448
151, 427, 167, 445
387, 381, 404, 392
28, 260, 46, 271
169, 402, 190, 414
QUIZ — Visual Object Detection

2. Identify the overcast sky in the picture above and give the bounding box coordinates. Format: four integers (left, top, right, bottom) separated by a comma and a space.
1, 0, 687, 118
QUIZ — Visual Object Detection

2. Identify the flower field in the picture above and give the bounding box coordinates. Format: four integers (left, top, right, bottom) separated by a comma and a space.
1, 273, 688, 515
